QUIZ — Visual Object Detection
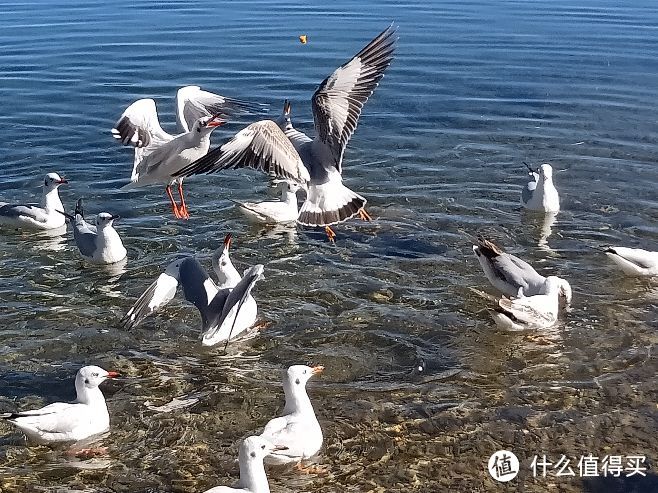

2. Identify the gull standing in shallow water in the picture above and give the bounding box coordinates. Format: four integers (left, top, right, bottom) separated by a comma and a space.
112, 85, 264, 219
489, 276, 563, 331
604, 246, 658, 276
203, 436, 286, 493
0, 172, 68, 231
521, 163, 560, 213
60, 199, 127, 264
174, 25, 398, 240
1, 366, 118, 444
121, 234, 263, 346
473, 236, 572, 302
260, 365, 324, 467
232, 181, 301, 224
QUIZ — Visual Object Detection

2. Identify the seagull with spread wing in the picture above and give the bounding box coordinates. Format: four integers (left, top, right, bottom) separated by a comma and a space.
121, 234, 263, 346
112, 85, 264, 219
174, 25, 398, 240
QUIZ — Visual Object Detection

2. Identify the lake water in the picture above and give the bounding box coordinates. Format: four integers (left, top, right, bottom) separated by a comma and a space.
0, 1, 657, 491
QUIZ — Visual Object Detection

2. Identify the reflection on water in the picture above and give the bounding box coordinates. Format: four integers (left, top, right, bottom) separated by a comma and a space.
1, 0, 658, 491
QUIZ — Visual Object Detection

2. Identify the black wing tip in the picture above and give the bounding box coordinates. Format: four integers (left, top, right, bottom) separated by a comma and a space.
75, 198, 84, 217
298, 196, 366, 227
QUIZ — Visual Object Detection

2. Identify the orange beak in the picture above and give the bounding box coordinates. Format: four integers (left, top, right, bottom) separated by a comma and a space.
311, 365, 324, 375
206, 114, 225, 128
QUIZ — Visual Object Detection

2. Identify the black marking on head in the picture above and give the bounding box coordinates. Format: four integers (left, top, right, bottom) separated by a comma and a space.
295, 378, 300, 385
84, 378, 90, 384
250, 451, 256, 458
261, 444, 266, 450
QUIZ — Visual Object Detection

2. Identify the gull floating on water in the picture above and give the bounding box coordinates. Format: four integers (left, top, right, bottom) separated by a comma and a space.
60, 199, 127, 264
260, 365, 324, 466
232, 181, 301, 224
174, 25, 398, 240
121, 234, 263, 346
489, 276, 563, 331
112, 85, 264, 219
521, 163, 560, 213
0, 173, 68, 231
604, 246, 658, 276
1, 366, 118, 444
203, 436, 286, 493
473, 236, 572, 302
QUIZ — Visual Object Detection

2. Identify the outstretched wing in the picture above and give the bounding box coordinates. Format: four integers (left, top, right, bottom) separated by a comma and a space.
178, 257, 219, 327
175, 85, 267, 132
311, 24, 397, 171
121, 261, 181, 329
173, 120, 309, 184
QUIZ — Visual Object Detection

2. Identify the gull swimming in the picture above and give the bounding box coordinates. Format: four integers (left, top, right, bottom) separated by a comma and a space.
521, 163, 560, 213
174, 25, 398, 240
121, 234, 263, 346
488, 276, 563, 331
1, 365, 118, 444
203, 436, 286, 493
260, 365, 324, 467
0, 172, 68, 231
604, 246, 658, 276
60, 198, 127, 264
473, 236, 572, 302
232, 181, 301, 224
112, 85, 263, 219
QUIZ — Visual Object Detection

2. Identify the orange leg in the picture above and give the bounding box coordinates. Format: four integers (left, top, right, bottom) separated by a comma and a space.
177, 181, 190, 219
324, 226, 336, 242
358, 208, 372, 221
166, 185, 182, 219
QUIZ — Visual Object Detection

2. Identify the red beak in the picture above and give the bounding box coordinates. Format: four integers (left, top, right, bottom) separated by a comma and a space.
57, 178, 68, 184
106, 371, 120, 378
311, 365, 324, 375
206, 115, 225, 128
224, 233, 232, 249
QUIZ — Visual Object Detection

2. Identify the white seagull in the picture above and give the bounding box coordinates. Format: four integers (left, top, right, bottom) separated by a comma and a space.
521, 163, 560, 213
232, 181, 301, 224
604, 246, 658, 276
203, 436, 286, 493
488, 276, 563, 331
174, 25, 398, 240
121, 234, 263, 346
60, 198, 127, 264
260, 365, 324, 467
0, 172, 68, 231
1, 365, 118, 444
473, 236, 572, 302
112, 85, 264, 219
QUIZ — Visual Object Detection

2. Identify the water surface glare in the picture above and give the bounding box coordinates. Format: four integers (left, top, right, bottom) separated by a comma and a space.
0, 1, 657, 492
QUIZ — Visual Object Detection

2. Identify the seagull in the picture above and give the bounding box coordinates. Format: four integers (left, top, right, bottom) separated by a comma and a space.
604, 246, 658, 276
203, 436, 286, 493
112, 85, 264, 219
260, 365, 324, 467
488, 276, 563, 331
1, 365, 118, 444
473, 236, 572, 302
59, 198, 127, 264
521, 163, 560, 213
121, 234, 263, 346
173, 25, 398, 240
232, 181, 301, 224
0, 172, 68, 230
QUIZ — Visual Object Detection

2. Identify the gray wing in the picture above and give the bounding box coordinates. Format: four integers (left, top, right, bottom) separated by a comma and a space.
0, 204, 48, 223
173, 120, 309, 183
521, 173, 538, 205
175, 85, 267, 132
311, 24, 397, 171
204, 264, 264, 341
72, 227, 98, 258
178, 257, 219, 327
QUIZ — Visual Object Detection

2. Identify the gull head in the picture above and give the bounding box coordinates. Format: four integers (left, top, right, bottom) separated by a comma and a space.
96, 212, 120, 228
240, 435, 287, 463
44, 172, 68, 190
76, 365, 119, 390
212, 233, 241, 286
194, 115, 225, 135
285, 364, 324, 389
276, 99, 293, 132
555, 277, 572, 304
539, 163, 554, 180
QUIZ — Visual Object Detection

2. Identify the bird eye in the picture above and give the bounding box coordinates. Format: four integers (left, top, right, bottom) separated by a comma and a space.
261, 445, 266, 450
84, 378, 90, 384
295, 378, 300, 385
303, 370, 307, 374
250, 451, 256, 458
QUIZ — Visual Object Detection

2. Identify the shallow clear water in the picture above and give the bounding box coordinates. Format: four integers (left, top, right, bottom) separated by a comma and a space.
0, 1, 657, 492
